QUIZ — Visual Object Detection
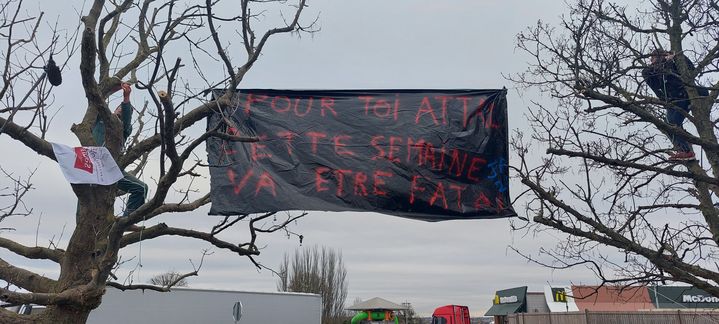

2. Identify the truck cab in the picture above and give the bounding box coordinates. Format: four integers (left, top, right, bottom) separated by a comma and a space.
431, 305, 470, 324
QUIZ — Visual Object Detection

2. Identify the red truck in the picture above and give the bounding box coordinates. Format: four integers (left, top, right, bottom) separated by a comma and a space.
431, 305, 471, 324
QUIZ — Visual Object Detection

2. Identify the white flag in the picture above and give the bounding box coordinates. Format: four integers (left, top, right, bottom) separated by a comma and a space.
51, 142, 124, 185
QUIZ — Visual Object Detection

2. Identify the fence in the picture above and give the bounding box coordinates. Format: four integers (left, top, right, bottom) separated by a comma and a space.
507, 310, 719, 324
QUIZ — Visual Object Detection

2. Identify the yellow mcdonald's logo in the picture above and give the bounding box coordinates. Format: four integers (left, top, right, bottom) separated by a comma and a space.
555, 291, 566, 302
552, 288, 567, 302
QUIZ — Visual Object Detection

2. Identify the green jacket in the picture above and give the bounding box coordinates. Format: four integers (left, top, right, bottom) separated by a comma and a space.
92, 102, 133, 146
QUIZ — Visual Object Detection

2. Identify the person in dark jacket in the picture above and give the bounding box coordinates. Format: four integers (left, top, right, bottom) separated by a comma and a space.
93, 82, 148, 216
642, 49, 708, 161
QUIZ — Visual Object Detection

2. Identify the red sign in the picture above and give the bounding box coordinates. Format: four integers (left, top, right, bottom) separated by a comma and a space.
73, 147, 94, 174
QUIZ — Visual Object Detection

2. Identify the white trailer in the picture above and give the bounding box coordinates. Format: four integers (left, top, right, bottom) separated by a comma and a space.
87, 287, 321, 324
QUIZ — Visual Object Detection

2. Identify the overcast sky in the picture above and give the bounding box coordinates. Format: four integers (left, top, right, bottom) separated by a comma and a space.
0, 0, 608, 317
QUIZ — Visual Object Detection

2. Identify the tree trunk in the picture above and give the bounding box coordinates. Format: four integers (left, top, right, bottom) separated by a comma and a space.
35, 306, 92, 324
29, 184, 118, 323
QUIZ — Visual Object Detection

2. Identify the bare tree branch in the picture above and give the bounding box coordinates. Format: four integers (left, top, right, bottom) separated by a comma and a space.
0, 238, 62, 263
0, 258, 56, 293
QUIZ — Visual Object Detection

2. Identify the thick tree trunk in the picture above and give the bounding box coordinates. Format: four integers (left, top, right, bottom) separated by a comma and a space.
25, 184, 118, 323
35, 306, 92, 324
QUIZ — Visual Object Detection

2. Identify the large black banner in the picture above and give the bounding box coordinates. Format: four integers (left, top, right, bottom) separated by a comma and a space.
207, 89, 515, 221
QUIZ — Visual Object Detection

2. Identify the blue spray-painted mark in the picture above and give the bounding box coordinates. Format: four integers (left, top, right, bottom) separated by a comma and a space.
487, 158, 508, 193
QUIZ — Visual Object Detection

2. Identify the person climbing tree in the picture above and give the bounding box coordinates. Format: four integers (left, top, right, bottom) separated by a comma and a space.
642, 49, 708, 161
92, 82, 148, 216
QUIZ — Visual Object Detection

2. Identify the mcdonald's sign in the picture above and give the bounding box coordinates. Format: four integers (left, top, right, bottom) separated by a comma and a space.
552, 288, 568, 303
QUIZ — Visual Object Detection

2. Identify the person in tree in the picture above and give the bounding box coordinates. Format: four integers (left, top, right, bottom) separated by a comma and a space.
92, 82, 148, 216
642, 49, 708, 161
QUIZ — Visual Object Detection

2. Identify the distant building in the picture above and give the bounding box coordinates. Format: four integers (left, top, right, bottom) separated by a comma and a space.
346, 297, 407, 324
542, 285, 577, 312
571, 285, 655, 311
484, 286, 528, 324
484, 284, 719, 324
87, 287, 321, 324
525, 292, 550, 314
649, 286, 719, 310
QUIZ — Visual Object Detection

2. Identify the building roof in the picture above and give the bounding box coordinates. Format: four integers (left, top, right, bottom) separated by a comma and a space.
544, 285, 579, 312
572, 285, 655, 311
485, 302, 525, 316
346, 297, 407, 310
485, 286, 528, 316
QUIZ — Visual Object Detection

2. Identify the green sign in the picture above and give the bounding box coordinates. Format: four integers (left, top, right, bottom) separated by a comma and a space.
485, 286, 527, 316
650, 286, 719, 309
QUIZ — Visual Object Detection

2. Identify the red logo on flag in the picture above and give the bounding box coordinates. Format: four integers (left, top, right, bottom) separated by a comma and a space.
73, 147, 94, 174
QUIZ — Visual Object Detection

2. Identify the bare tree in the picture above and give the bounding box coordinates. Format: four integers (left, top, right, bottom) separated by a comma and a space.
277, 245, 349, 324
0, 167, 34, 224
0, 0, 313, 322
399, 302, 419, 324
148, 271, 189, 287
511, 0, 719, 296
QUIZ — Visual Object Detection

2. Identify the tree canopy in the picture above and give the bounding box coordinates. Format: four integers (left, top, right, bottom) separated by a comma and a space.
512, 0, 719, 296
277, 245, 349, 324
0, 0, 312, 322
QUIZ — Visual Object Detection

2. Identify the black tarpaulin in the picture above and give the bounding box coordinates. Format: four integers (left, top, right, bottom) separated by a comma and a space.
206, 89, 516, 221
